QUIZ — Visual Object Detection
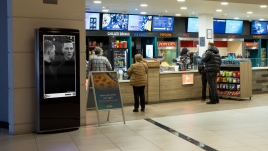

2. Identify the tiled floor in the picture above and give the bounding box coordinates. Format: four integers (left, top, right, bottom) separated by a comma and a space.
1, 93, 268, 151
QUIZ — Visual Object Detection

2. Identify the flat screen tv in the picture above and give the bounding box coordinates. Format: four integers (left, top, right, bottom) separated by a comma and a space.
225, 20, 243, 34
85, 13, 100, 30
213, 19, 226, 34
251, 21, 267, 35
187, 18, 199, 33
102, 14, 129, 31
128, 15, 152, 31
152, 16, 174, 32
146, 45, 153, 58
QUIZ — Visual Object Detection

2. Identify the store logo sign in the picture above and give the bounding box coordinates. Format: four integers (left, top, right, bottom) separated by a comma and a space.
228, 35, 236, 38
134, 33, 148, 37
107, 32, 130, 36
158, 41, 177, 47
160, 33, 172, 37
182, 34, 190, 37
244, 42, 258, 47
253, 35, 262, 39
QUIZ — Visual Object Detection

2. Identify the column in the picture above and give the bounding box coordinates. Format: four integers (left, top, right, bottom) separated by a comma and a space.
198, 14, 214, 56
6, 0, 86, 135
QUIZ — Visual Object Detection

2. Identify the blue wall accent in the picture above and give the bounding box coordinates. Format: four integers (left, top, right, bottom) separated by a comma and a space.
0, 0, 9, 123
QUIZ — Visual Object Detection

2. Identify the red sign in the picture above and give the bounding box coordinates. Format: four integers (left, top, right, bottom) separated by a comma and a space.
158, 42, 177, 47
244, 42, 258, 47
182, 33, 190, 37
228, 35, 236, 38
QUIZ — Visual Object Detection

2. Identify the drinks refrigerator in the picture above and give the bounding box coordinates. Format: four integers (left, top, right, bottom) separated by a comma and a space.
111, 48, 128, 72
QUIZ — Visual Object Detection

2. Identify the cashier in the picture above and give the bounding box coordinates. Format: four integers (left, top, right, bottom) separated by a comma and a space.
180, 47, 190, 57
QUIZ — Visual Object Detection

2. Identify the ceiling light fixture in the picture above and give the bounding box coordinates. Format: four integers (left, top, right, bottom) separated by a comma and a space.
140, 4, 148, 7
102, 7, 105, 8
216, 9, 222, 12
234, 17, 239, 19
135, 8, 138, 10
175, 14, 181, 16
247, 11, 253, 14
259, 19, 265, 21
165, 10, 168, 12
181, 7, 187, 10
221, 2, 228, 5
140, 12, 147, 14
177, 0, 185, 2
260, 5, 267, 8
93, 1, 102, 4
247, 16, 249, 17
225, 14, 227, 16
102, 9, 109, 12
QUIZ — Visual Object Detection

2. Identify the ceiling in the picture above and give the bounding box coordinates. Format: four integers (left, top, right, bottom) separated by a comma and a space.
85, 0, 268, 21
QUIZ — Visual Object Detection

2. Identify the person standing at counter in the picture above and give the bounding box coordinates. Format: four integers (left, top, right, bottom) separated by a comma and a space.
127, 54, 148, 112
180, 47, 190, 56
86, 47, 112, 78
202, 43, 221, 104
198, 53, 210, 102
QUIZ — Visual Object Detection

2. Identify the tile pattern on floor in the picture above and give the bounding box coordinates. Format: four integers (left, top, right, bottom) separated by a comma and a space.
1, 94, 268, 151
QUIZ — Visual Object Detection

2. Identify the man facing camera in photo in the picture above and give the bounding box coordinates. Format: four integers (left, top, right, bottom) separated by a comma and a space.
202, 43, 221, 104
56, 39, 76, 93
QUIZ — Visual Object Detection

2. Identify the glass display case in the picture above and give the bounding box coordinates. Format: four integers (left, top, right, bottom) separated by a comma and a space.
112, 48, 128, 72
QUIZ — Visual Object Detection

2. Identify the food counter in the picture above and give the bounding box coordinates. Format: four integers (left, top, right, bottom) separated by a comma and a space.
252, 67, 268, 94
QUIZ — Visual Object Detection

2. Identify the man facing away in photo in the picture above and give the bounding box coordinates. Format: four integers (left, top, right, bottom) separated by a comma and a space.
202, 43, 221, 104
56, 39, 76, 93
43, 40, 56, 94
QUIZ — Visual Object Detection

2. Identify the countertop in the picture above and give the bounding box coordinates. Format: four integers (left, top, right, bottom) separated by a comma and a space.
160, 70, 199, 74
252, 67, 268, 70
119, 80, 130, 83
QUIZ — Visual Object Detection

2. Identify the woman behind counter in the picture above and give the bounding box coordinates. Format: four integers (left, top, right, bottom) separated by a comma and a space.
127, 54, 148, 112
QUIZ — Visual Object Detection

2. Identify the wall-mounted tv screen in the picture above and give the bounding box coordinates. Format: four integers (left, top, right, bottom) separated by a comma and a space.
152, 16, 174, 32
225, 20, 243, 34
102, 14, 129, 31
187, 18, 199, 33
213, 19, 226, 34
128, 15, 152, 31
251, 21, 267, 35
85, 13, 100, 30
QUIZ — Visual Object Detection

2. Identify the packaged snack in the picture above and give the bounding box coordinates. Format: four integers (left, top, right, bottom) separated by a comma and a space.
237, 71, 240, 77
217, 72, 220, 77
229, 71, 233, 77
220, 84, 224, 89
237, 85, 240, 91
217, 77, 221, 82
225, 71, 229, 77
222, 77, 227, 82
237, 78, 240, 83
220, 71, 224, 76
222, 71, 226, 77
223, 84, 226, 89
217, 84, 220, 89
232, 84, 237, 91
233, 71, 237, 78
228, 77, 233, 83
233, 78, 237, 83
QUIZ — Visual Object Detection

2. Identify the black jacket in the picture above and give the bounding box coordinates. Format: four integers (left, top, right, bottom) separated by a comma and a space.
202, 46, 221, 73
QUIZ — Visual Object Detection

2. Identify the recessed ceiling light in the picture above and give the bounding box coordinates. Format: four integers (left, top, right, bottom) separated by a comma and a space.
102, 7, 105, 8
140, 12, 147, 14
216, 9, 222, 12
234, 17, 239, 19
260, 5, 267, 8
225, 14, 227, 16
247, 16, 249, 17
247, 11, 253, 14
102, 9, 109, 12
177, 0, 185, 2
181, 7, 187, 10
165, 10, 168, 12
135, 8, 138, 10
175, 14, 181, 16
140, 4, 148, 7
93, 1, 101, 4
193, 12, 195, 14
259, 19, 265, 21
221, 2, 228, 5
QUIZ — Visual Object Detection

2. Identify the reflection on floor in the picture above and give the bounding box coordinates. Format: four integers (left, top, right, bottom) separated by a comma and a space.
1, 94, 268, 151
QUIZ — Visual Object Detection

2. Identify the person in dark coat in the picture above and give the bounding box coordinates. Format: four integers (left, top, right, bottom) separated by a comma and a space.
198, 52, 210, 102
181, 47, 189, 56
202, 43, 221, 104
